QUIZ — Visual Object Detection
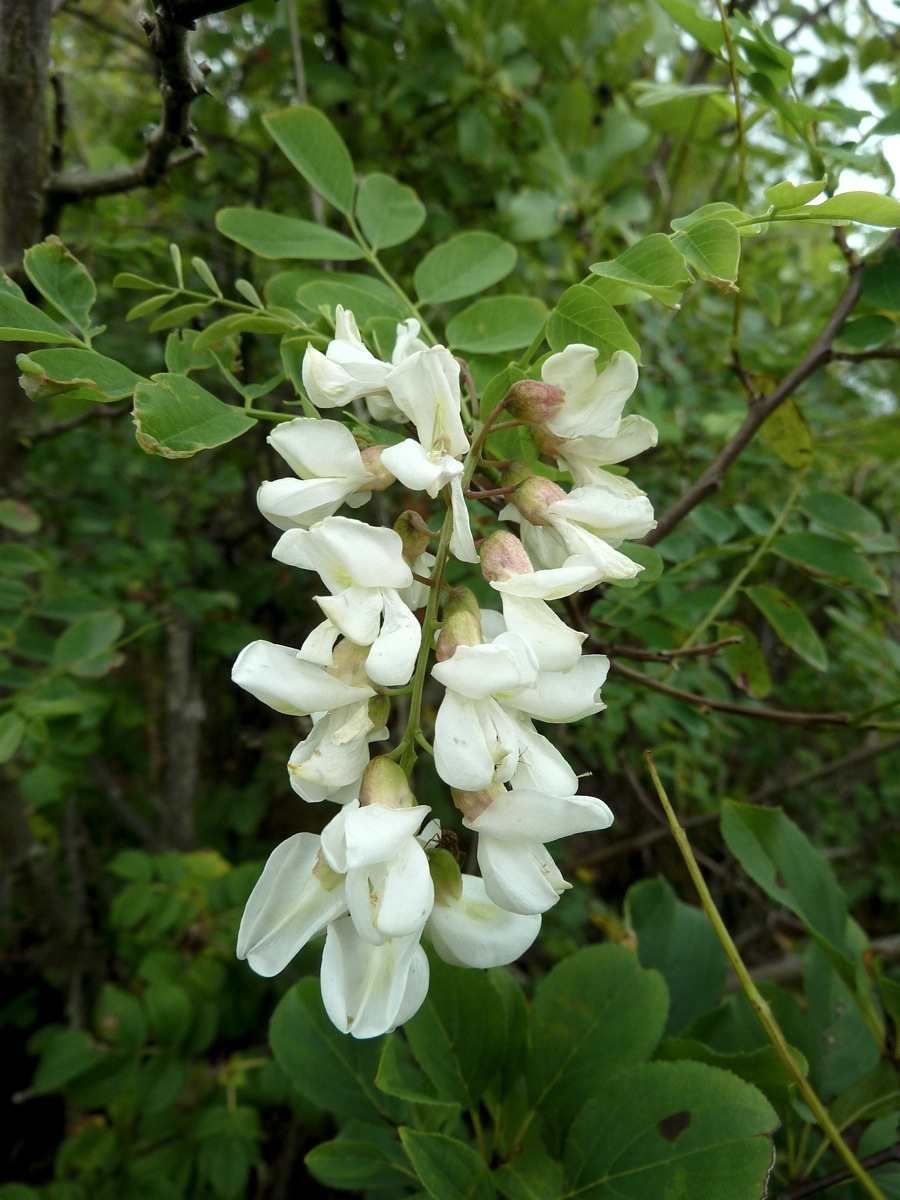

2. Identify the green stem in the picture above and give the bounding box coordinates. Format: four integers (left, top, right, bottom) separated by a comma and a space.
242, 406, 294, 422
516, 322, 549, 371
644, 752, 886, 1200
713, 0, 746, 212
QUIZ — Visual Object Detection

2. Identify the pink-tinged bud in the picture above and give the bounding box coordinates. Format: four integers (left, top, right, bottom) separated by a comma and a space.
367, 694, 391, 734
499, 460, 533, 489
504, 379, 565, 423
435, 588, 483, 661
313, 848, 345, 890
429, 848, 463, 905
359, 445, 396, 491
329, 639, 370, 685
480, 530, 534, 583
532, 425, 567, 459
452, 783, 504, 821
510, 475, 568, 526
394, 510, 433, 563
359, 756, 417, 809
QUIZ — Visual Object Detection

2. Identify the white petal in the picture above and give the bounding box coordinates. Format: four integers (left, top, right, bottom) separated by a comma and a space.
511, 723, 579, 794
320, 917, 427, 1038
491, 558, 602, 600
551, 485, 656, 545
392, 318, 428, 363
232, 641, 373, 715
449, 474, 479, 563
543, 347, 639, 440
499, 593, 585, 672
549, 520, 644, 581
431, 633, 538, 701
237, 834, 347, 976
321, 800, 432, 874
433, 693, 520, 790
385, 346, 469, 458
380, 438, 462, 495
302, 345, 389, 409
466, 788, 613, 842
288, 704, 373, 802
257, 477, 361, 531
369, 840, 435, 941
477, 837, 570, 915
317, 587, 384, 646
366, 589, 422, 686
427, 874, 541, 967
505, 654, 609, 723
267, 417, 371, 481
299, 620, 340, 666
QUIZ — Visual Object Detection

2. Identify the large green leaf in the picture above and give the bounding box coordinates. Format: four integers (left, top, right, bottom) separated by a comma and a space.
717, 620, 773, 698
0, 712, 26, 764
215, 208, 364, 261
744, 584, 828, 671
269, 979, 387, 1121
656, 1038, 807, 1110
672, 218, 741, 284
133, 375, 257, 458
589, 234, 693, 306
295, 275, 407, 325
23, 237, 96, 334
764, 178, 827, 209
17, 347, 141, 403
53, 611, 124, 678
446, 296, 547, 353
721, 802, 848, 949
527, 944, 668, 1149
264, 105, 356, 215
654, 0, 724, 53
771, 532, 888, 594
356, 173, 426, 249
626, 877, 727, 1035
493, 1150, 565, 1200
760, 398, 814, 468
414, 233, 517, 304
400, 1129, 495, 1200
564, 1061, 778, 1199
306, 1121, 410, 1190
779, 191, 900, 227
546, 285, 641, 363
799, 491, 884, 539
0, 291, 76, 344
31, 1029, 109, 1094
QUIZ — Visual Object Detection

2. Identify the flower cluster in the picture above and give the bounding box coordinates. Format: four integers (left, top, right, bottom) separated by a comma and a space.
234, 307, 657, 1037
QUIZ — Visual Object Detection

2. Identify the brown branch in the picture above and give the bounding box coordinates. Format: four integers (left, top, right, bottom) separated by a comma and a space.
746, 735, 900, 806
159, 0, 251, 28
22, 402, 129, 445
163, 609, 205, 850
778, 1143, 900, 1200
831, 347, 900, 363
46, 4, 217, 203
608, 660, 855, 727
645, 232, 900, 547
594, 635, 742, 664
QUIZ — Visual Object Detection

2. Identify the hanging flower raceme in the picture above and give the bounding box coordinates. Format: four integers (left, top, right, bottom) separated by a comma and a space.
233, 304, 659, 1038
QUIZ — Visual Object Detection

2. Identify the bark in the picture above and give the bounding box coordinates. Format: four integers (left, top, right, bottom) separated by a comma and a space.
0, 0, 53, 490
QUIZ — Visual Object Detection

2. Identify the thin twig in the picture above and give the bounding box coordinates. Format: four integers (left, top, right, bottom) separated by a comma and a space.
594, 634, 742, 663
778, 1144, 900, 1199
644, 753, 887, 1200
21, 403, 129, 445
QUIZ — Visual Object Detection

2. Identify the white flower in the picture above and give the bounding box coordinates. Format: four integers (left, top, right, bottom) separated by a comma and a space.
287, 700, 388, 804
257, 418, 377, 531
426, 873, 541, 967
273, 517, 422, 686
232, 639, 374, 716
237, 833, 348, 977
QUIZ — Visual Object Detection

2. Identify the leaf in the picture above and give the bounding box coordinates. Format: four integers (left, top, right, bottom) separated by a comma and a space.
799, 491, 883, 538
23, 237, 96, 334
269, 978, 386, 1121
375, 1037, 460, 1120
0, 712, 26, 764
834, 315, 896, 350
760, 398, 814, 468
771, 532, 888, 594
527, 944, 668, 1150
400, 1129, 495, 1200
655, 0, 724, 52
670, 202, 755, 232
0, 500, 40, 534
32, 1029, 108, 1094
589, 234, 693, 306
493, 1150, 565, 1200
215, 208, 364, 261
0, 291, 77, 344
744, 584, 827, 672
306, 1122, 411, 1190
414, 233, 517, 304
764, 178, 827, 209
144, 982, 192, 1048
356, 173, 426, 250
17, 347, 141, 403
655, 1038, 807, 1109
672, 219, 741, 286
148, 301, 211, 333
295, 275, 407, 324
133, 374, 257, 458
779, 191, 900, 228
546, 285, 641, 363
626, 877, 728, 1035
717, 620, 772, 698
264, 105, 356, 215
53, 611, 124, 677
721, 802, 848, 949
446, 297, 547, 353
0, 544, 46, 575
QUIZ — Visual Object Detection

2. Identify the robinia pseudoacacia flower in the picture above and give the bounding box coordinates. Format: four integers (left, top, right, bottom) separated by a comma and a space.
234, 306, 657, 1037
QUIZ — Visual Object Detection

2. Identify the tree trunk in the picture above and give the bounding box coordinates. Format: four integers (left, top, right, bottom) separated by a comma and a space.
0, 0, 52, 491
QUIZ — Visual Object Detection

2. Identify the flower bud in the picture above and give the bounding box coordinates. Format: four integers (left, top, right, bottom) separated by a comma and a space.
451, 783, 504, 821
510, 475, 567, 526
429, 848, 464, 905
503, 379, 564, 423
312, 847, 345, 890
480, 530, 534, 583
367, 694, 391, 734
436, 588, 483, 661
394, 510, 433, 563
498, 460, 533, 489
532, 424, 567, 459
358, 756, 417, 809
359, 444, 397, 491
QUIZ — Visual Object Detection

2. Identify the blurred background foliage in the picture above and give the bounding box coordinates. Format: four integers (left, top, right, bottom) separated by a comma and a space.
0, 0, 898, 1197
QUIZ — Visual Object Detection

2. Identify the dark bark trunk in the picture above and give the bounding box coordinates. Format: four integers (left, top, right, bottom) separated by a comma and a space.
0, 0, 52, 491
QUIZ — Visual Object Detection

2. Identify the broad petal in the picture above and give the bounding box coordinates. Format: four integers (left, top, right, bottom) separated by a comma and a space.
366, 589, 422, 687
288, 703, 373, 802
561, 415, 659, 473
257, 478, 359, 531
300, 620, 340, 666
392, 318, 428, 363
302, 345, 389, 409
310, 518, 413, 591
267, 417, 371, 481
433, 693, 519, 791
478, 837, 570, 915
551, 485, 656, 544
491, 558, 602, 600
543, 347, 639, 440
427, 874, 540, 967
431, 633, 538, 700
365, 840, 434, 941
385, 346, 468, 458
237, 834, 347, 976
505, 654, 609, 723
549, 520, 645, 581
466, 788, 613, 842
321, 800, 432, 873
232, 640, 373, 715
499, 593, 585, 672
380, 439, 463, 496
317, 587, 384, 646
320, 917, 427, 1038
512, 723, 578, 794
